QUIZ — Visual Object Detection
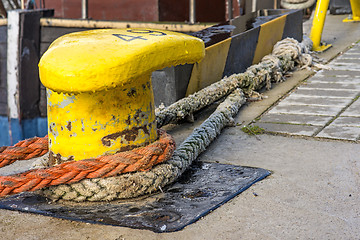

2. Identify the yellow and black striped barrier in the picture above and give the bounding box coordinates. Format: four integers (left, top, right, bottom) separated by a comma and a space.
185, 9, 303, 95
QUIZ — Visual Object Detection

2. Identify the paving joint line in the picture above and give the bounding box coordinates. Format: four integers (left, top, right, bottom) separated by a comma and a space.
281, 94, 355, 99
250, 43, 360, 136
262, 130, 360, 144
258, 121, 318, 127
275, 102, 351, 107
249, 74, 317, 125
314, 75, 354, 78
265, 111, 337, 117
308, 80, 360, 84
297, 87, 360, 92
312, 94, 360, 137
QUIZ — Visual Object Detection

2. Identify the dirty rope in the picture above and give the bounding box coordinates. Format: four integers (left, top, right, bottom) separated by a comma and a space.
0, 130, 175, 198
2, 37, 312, 201
281, 0, 316, 9
40, 37, 312, 201
41, 89, 246, 201
0, 136, 48, 168
155, 37, 313, 128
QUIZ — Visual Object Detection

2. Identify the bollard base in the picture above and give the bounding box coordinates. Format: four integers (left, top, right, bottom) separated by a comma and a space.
343, 16, 360, 22
0, 162, 270, 232
312, 43, 332, 52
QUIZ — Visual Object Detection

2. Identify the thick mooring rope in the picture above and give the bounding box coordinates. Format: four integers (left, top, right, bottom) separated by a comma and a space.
41, 89, 246, 201
281, 0, 316, 9
0, 136, 48, 168
156, 37, 312, 128
0, 130, 175, 198
0, 37, 313, 201
40, 37, 313, 201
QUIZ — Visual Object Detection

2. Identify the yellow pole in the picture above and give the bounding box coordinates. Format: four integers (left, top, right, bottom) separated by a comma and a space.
343, 0, 360, 22
309, 0, 331, 52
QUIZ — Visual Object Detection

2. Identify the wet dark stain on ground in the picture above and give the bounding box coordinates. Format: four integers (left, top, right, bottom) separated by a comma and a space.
183, 190, 210, 199
0, 162, 270, 232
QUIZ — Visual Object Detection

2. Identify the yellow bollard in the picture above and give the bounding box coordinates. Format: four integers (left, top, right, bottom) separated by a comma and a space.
39, 29, 204, 163
309, 0, 332, 52
343, 0, 360, 22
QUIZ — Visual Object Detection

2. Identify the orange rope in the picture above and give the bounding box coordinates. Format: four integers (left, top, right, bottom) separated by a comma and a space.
0, 130, 175, 197
0, 136, 48, 168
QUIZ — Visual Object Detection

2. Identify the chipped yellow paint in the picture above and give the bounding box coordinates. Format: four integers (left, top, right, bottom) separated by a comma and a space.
252, 14, 287, 64
47, 75, 157, 161
39, 29, 205, 93
39, 28, 205, 161
186, 38, 231, 96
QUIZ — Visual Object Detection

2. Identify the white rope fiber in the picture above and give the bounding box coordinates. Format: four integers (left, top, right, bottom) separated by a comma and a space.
39, 37, 313, 201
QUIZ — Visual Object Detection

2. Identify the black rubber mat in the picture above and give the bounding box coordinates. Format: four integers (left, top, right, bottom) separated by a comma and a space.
0, 162, 270, 232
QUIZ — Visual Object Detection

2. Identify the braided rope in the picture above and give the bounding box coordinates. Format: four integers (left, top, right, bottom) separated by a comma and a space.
40, 37, 313, 201
41, 89, 246, 201
281, 0, 316, 9
0, 37, 313, 201
156, 37, 312, 128
0, 130, 175, 197
0, 136, 48, 168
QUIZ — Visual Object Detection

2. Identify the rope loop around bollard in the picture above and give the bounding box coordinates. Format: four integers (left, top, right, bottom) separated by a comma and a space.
0, 130, 175, 198
40, 37, 313, 201
0, 37, 314, 201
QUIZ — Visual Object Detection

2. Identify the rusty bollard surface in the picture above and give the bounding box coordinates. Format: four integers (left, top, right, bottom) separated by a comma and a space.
39, 29, 204, 163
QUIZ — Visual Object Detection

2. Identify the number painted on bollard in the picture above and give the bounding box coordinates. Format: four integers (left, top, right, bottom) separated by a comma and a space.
112, 34, 148, 42
113, 29, 167, 42
127, 29, 167, 36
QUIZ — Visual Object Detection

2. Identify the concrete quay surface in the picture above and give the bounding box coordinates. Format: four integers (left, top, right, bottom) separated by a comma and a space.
1, 14, 360, 240
257, 48, 360, 140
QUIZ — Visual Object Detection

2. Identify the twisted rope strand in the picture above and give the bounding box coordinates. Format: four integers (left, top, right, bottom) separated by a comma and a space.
42, 89, 246, 201
41, 37, 313, 201
155, 37, 313, 128
0, 37, 313, 201
0, 136, 48, 168
0, 130, 175, 197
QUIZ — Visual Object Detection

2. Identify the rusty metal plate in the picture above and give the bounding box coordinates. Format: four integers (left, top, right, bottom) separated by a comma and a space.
0, 162, 270, 232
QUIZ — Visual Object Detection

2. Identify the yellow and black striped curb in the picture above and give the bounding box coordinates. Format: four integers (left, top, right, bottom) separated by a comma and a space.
186, 9, 302, 95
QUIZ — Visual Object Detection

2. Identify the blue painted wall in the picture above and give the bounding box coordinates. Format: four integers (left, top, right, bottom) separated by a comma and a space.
0, 116, 47, 146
